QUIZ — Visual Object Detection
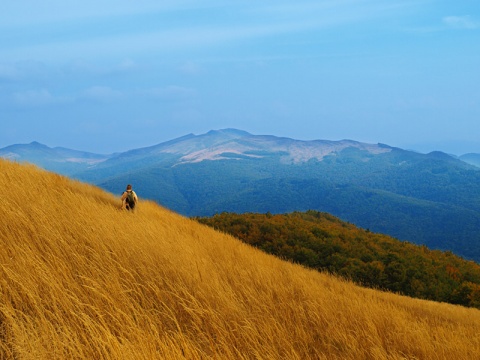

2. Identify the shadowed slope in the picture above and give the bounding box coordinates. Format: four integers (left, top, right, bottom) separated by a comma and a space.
1, 159, 480, 359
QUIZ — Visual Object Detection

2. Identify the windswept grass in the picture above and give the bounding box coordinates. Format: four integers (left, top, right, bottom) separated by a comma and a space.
1, 158, 480, 359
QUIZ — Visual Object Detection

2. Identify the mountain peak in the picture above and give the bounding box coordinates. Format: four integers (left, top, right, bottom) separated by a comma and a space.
28, 141, 50, 149
427, 151, 455, 160
206, 128, 251, 138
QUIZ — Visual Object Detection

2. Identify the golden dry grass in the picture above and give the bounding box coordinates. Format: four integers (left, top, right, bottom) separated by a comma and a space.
1, 158, 480, 359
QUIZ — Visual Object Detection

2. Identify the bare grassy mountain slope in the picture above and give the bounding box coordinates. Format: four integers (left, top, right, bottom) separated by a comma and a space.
1, 159, 480, 359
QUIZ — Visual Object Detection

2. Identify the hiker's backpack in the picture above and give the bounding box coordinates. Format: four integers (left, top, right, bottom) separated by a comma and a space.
126, 191, 135, 209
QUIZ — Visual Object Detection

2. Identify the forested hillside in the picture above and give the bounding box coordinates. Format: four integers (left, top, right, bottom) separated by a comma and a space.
195, 211, 480, 308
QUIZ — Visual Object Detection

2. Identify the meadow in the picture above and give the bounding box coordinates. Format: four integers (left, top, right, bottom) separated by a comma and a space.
1, 159, 480, 359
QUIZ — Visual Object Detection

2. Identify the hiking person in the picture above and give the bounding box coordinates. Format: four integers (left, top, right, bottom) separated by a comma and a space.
121, 184, 138, 211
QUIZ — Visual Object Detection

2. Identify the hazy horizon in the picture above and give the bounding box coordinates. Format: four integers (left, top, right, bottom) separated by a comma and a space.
1, 1, 479, 155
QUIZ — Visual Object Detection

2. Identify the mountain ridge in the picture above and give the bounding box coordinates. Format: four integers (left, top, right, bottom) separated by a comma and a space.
3, 129, 478, 169
4, 128, 479, 170
0, 129, 406, 168
177, 134, 394, 164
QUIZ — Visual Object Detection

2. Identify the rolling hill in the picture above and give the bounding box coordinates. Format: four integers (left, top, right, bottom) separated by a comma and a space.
196, 211, 480, 308
1, 158, 480, 359
460, 153, 480, 168
2, 129, 480, 262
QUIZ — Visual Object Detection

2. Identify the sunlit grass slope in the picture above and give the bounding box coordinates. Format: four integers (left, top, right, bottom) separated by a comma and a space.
1, 159, 480, 359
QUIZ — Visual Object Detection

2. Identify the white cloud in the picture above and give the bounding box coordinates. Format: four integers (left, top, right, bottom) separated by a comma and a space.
66, 59, 138, 77
177, 61, 203, 75
117, 59, 137, 71
0, 1, 420, 63
443, 16, 479, 30
0, 63, 20, 81
81, 86, 123, 102
79, 85, 196, 104
9, 85, 195, 108
0, 61, 52, 82
0, 0, 200, 27
142, 86, 196, 101
12, 89, 57, 106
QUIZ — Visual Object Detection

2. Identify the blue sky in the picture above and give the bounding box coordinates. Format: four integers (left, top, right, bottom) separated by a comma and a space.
1, 1, 479, 154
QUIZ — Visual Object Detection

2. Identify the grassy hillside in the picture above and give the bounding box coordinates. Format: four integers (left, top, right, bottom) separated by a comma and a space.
195, 211, 480, 308
1, 159, 480, 359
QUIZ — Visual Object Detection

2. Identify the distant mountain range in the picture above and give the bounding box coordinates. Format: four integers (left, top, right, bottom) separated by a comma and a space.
0, 141, 111, 175
2, 129, 480, 261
